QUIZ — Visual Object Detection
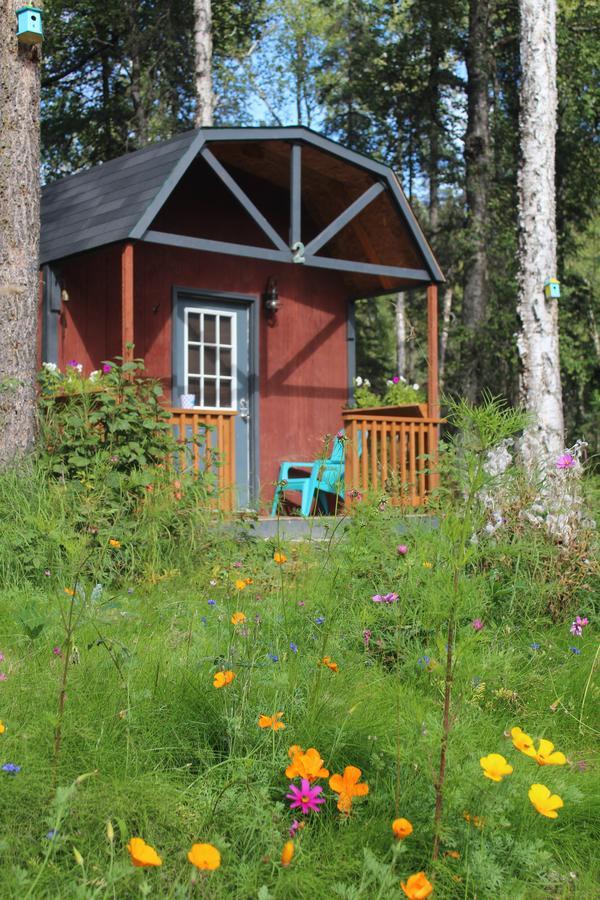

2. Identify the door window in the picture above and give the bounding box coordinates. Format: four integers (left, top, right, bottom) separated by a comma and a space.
184, 308, 236, 409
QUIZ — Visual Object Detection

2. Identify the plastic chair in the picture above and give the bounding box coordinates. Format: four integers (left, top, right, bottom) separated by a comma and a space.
271, 433, 356, 517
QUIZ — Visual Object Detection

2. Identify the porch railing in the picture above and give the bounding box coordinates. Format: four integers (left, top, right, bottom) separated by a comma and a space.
168, 408, 236, 510
342, 408, 443, 507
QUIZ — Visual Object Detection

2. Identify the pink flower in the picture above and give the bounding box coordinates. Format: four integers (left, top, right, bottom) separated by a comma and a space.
372, 592, 399, 604
397, 544, 408, 556
471, 618, 484, 631
286, 778, 326, 814
0, 673, 7, 682
0, 653, 4, 662
556, 453, 576, 469
570, 616, 589, 636
102, 363, 112, 373
336, 429, 344, 439
53, 646, 62, 656
289, 819, 301, 837
67, 359, 79, 367
393, 376, 400, 384
233, 561, 242, 568
363, 629, 372, 648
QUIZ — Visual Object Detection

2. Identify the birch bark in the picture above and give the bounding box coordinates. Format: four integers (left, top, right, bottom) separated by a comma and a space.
0, 2, 41, 464
395, 292, 406, 378
194, 0, 214, 127
516, 0, 564, 465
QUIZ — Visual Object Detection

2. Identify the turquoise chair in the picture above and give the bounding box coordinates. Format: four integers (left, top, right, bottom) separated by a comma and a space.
271, 433, 355, 517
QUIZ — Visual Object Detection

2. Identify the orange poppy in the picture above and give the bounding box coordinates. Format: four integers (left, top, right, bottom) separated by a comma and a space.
401, 872, 433, 899
108, 539, 121, 548
127, 837, 162, 868
274, 551, 287, 564
281, 840, 294, 867
392, 818, 413, 839
258, 712, 285, 731
321, 656, 338, 672
213, 670, 235, 689
231, 611, 246, 625
286, 747, 329, 782
187, 842, 221, 870
329, 765, 369, 813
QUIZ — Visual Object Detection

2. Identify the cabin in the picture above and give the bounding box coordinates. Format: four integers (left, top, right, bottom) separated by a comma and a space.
39, 126, 444, 513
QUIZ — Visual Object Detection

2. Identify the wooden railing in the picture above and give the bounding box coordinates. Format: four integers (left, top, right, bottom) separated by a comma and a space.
342, 408, 443, 507
168, 408, 236, 510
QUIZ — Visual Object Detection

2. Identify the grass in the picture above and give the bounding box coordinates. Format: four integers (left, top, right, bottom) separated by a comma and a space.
0, 504, 598, 899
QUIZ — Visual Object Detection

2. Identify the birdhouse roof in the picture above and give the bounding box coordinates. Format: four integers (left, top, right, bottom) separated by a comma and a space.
41, 126, 443, 295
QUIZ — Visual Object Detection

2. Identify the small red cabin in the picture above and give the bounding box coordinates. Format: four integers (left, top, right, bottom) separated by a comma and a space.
40, 127, 444, 511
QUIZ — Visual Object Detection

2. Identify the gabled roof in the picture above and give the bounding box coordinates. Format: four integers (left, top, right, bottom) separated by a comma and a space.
40, 126, 443, 293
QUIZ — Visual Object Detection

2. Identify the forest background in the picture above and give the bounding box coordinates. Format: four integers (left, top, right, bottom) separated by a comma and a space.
40, 0, 599, 451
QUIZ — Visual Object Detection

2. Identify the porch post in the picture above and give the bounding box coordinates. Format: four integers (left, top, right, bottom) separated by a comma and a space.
121, 242, 134, 362
427, 283, 439, 419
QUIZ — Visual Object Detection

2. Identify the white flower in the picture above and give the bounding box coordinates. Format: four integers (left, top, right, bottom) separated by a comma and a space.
354, 376, 363, 386
75, 364, 83, 374
399, 375, 407, 383
386, 379, 393, 386
43, 362, 58, 372
364, 379, 371, 387
89, 370, 100, 381
412, 383, 419, 390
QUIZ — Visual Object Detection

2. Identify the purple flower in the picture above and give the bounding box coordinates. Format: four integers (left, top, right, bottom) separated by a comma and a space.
289, 819, 301, 837
417, 655, 431, 668
471, 618, 484, 631
297, 601, 305, 607
102, 363, 112, 374
290, 642, 298, 653
530, 642, 541, 651
45, 829, 58, 840
393, 376, 400, 384
52, 646, 62, 656
286, 778, 326, 814
570, 616, 589, 636
268, 653, 279, 663
397, 544, 408, 556
556, 453, 576, 469
569, 646, 582, 655
315, 616, 325, 625
371, 592, 398, 604
67, 359, 79, 368
363, 629, 372, 648
208, 599, 216, 606
2, 763, 21, 774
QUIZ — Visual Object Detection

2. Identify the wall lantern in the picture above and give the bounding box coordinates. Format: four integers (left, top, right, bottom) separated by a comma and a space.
16, 6, 43, 44
544, 277, 560, 300
264, 276, 280, 319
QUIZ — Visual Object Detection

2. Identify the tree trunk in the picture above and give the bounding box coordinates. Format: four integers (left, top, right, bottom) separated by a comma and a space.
517, 0, 564, 464
439, 285, 454, 392
194, 0, 213, 127
395, 292, 406, 377
0, 3, 41, 465
462, 0, 492, 402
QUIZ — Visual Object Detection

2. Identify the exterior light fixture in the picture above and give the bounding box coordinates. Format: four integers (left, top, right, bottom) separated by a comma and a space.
264, 277, 280, 319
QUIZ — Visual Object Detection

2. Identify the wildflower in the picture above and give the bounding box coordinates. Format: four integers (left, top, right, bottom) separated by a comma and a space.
556, 453, 575, 469
290, 642, 298, 653
570, 646, 582, 655
321, 656, 338, 672
0, 721, 5, 734
445, 850, 460, 859
471, 618, 484, 631
372, 592, 399, 604
511, 726, 534, 754
53, 646, 62, 656
64, 587, 76, 596
274, 551, 287, 564
67, 359, 79, 367
463, 811, 485, 828
392, 818, 413, 839
187, 843, 221, 870
213, 670, 235, 689
329, 765, 369, 813
397, 544, 408, 555
200, 616, 207, 625
45, 829, 58, 840
530, 642, 541, 650
286, 747, 329, 782
268, 653, 279, 663
522, 739, 567, 766
417, 656, 431, 669
0, 673, 7, 681
2, 763, 21, 775
528, 783, 564, 819
235, 578, 252, 590
401, 872, 433, 899
281, 840, 294, 867
231, 611, 246, 625
423, 561, 433, 569
570, 616, 589, 637
289, 819, 303, 837
286, 778, 326, 814
210, 579, 217, 586
363, 629, 372, 648
348, 489, 363, 501
127, 837, 162, 868
258, 712, 285, 731
480, 753, 513, 782
315, 616, 325, 625
102, 363, 112, 374
44, 569, 51, 577
233, 561, 242, 568
108, 539, 121, 548
208, 599, 216, 606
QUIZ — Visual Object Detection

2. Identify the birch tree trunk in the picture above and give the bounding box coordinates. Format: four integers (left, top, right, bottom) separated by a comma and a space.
194, 0, 214, 127
439, 285, 454, 392
462, 0, 492, 402
517, 0, 564, 465
0, 3, 41, 465
395, 292, 406, 377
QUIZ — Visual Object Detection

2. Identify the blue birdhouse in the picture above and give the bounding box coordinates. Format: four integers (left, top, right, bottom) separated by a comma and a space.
16, 6, 43, 44
544, 278, 561, 300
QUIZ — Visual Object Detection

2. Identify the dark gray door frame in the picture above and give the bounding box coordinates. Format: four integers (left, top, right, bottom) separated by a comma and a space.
41, 264, 61, 364
171, 286, 260, 505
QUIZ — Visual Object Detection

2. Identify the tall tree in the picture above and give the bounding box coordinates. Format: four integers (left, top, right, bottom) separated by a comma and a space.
516, 0, 564, 463
194, 0, 213, 125
0, 2, 41, 464
462, 0, 492, 401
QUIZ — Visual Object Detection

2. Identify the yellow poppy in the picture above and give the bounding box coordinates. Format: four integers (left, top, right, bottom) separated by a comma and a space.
231, 611, 246, 625
0, 721, 5, 734
213, 670, 235, 689
480, 753, 513, 782
274, 551, 287, 564
321, 656, 339, 672
401, 871, 433, 899
187, 842, 221, 870
523, 738, 567, 766
258, 712, 285, 731
329, 765, 369, 813
64, 587, 76, 596
528, 783, 564, 819
281, 840, 294, 867
392, 818, 413, 839
422, 561, 433, 569
286, 747, 329, 782
511, 726, 534, 754
127, 837, 162, 868
108, 539, 121, 548
235, 579, 247, 590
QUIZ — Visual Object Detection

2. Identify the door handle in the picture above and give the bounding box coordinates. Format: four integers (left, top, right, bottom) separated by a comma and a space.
239, 398, 250, 421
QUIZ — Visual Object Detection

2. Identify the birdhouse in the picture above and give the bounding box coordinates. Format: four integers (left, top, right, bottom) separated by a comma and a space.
543, 278, 560, 300
16, 6, 43, 44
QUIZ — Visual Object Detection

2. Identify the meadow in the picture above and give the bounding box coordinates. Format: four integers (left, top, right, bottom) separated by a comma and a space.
0, 385, 598, 898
